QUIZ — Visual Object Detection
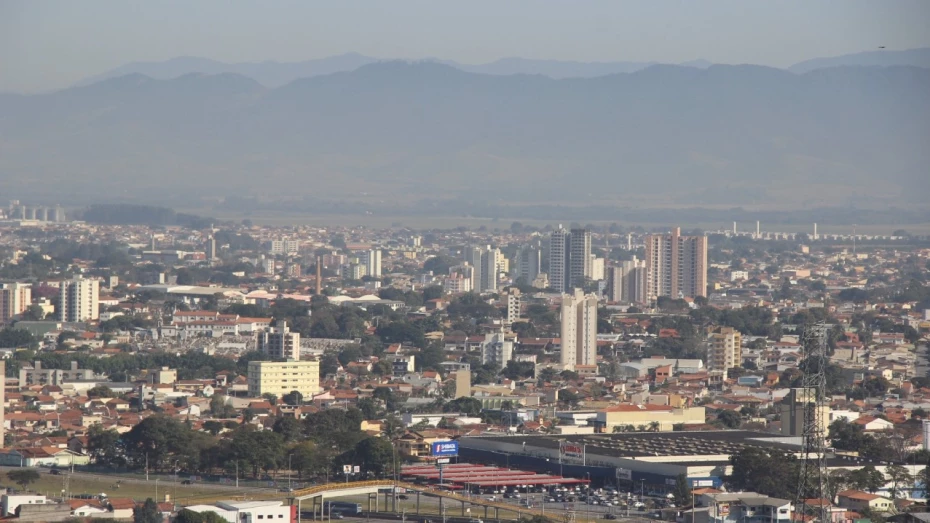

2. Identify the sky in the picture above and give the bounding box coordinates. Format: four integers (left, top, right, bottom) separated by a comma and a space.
2, 0, 929, 93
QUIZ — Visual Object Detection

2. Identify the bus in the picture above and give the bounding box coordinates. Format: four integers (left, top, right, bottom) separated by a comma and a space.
323, 502, 363, 515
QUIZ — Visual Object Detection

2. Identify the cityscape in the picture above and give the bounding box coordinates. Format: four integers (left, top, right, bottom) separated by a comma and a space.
2, 2, 930, 523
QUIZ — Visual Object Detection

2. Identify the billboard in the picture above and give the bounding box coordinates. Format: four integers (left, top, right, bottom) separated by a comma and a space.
431, 440, 459, 457
616, 468, 632, 480
560, 443, 584, 463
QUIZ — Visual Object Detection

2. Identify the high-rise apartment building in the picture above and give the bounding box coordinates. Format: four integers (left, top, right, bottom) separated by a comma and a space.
606, 257, 647, 304
464, 246, 499, 293
560, 289, 598, 370
269, 239, 300, 255
549, 227, 592, 293
257, 321, 301, 360
548, 227, 571, 293
248, 360, 320, 398
644, 227, 707, 302
362, 249, 382, 278
569, 228, 592, 288
513, 246, 541, 285
506, 288, 521, 324
709, 326, 742, 373
58, 276, 99, 322
0, 283, 32, 324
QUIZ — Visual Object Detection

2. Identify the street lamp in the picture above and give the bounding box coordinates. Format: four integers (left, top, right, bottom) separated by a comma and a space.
640, 479, 645, 502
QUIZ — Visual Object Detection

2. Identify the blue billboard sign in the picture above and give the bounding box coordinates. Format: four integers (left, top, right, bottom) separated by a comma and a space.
431, 440, 459, 457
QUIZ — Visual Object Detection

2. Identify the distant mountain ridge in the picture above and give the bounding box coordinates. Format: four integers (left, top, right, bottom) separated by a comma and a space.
73, 47, 930, 89
3, 62, 928, 208
76, 53, 715, 87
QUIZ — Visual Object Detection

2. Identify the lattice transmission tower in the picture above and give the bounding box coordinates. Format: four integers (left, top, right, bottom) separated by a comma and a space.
794, 322, 830, 522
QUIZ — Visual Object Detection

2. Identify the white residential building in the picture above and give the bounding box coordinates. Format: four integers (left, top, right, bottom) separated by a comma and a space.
480, 331, 514, 366
560, 289, 598, 370
58, 276, 99, 322
257, 321, 300, 360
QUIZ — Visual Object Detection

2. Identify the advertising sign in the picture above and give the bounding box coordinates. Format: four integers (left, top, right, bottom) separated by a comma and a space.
343, 465, 352, 474
431, 440, 460, 457
560, 443, 584, 463
616, 468, 632, 481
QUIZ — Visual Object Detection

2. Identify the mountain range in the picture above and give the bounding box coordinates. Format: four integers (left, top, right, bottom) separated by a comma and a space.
2, 62, 928, 209
73, 48, 930, 88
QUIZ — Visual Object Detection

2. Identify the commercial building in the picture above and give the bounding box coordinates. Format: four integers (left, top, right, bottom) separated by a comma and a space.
257, 321, 300, 360
560, 289, 598, 370
709, 326, 742, 373
18, 361, 100, 386
0, 282, 31, 323
480, 331, 514, 366
58, 276, 99, 322
594, 404, 706, 431
644, 227, 707, 302
247, 360, 321, 398
184, 501, 295, 523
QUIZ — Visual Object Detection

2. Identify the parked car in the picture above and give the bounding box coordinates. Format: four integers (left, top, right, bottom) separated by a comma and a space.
603, 514, 617, 520
467, 519, 484, 523
49, 469, 61, 476
182, 480, 194, 485
331, 513, 344, 520
398, 495, 409, 500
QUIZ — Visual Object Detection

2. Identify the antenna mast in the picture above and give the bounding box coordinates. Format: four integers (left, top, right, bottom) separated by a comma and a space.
795, 322, 829, 522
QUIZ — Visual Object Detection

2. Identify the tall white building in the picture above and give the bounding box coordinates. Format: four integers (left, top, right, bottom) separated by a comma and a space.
548, 227, 571, 293
257, 321, 301, 360
644, 227, 708, 302
560, 289, 598, 370
58, 276, 99, 322
590, 255, 605, 281
362, 249, 382, 278
0, 283, 32, 324
506, 288, 521, 324
269, 239, 300, 255
480, 331, 514, 367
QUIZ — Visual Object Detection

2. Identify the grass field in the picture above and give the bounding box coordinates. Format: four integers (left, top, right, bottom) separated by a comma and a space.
0, 469, 276, 506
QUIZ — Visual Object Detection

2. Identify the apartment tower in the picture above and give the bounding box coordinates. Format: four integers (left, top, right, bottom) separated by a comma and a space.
709, 326, 742, 373
257, 321, 301, 360
58, 276, 99, 322
0, 283, 32, 324
644, 227, 707, 302
560, 289, 598, 370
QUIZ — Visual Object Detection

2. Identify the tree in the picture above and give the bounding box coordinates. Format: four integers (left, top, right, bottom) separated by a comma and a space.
885, 464, 913, 499
87, 424, 124, 467
272, 416, 302, 443
174, 509, 205, 523
282, 391, 303, 406
6, 469, 40, 490
133, 498, 161, 523
716, 410, 742, 429
348, 437, 395, 478
86, 385, 114, 399
849, 465, 885, 494
728, 448, 798, 498
673, 473, 692, 506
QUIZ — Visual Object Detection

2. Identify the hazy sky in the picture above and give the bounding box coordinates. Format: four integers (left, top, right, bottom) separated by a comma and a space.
2, 0, 929, 93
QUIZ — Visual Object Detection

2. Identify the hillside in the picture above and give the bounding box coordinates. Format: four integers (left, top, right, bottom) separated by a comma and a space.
2, 63, 928, 208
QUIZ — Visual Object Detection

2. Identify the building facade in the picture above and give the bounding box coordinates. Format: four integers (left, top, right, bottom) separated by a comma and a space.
58, 276, 99, 322
644, 227, 707, 302
569, 228, 592, 289
480, 331, 514, 366
560, 289, 598, 370
247, 360, 321, 398
513, 246, 541, 286
257, 321, 300, 360
464, 246, 499, 293
548, 227, 571, 293
362, 249, 382, 278
709, 326, 742, 373
0, 283, 32, 324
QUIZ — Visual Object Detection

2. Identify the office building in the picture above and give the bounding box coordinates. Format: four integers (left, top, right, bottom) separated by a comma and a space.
709, 326, 742, 373
480, 331, 514, 367
362, 249, 382, 278
464, 246, 499, 293
206, 236, 216, 261
0, 283, 32, 324
58, 276, 99, 322
560, 289, 598, 370
445, 265, 474, 294
257, 321, 300, 360
644, 227, 707, 302
513, 246, 541, 285
247, 360, 320, 398
590, 256, 605, 281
